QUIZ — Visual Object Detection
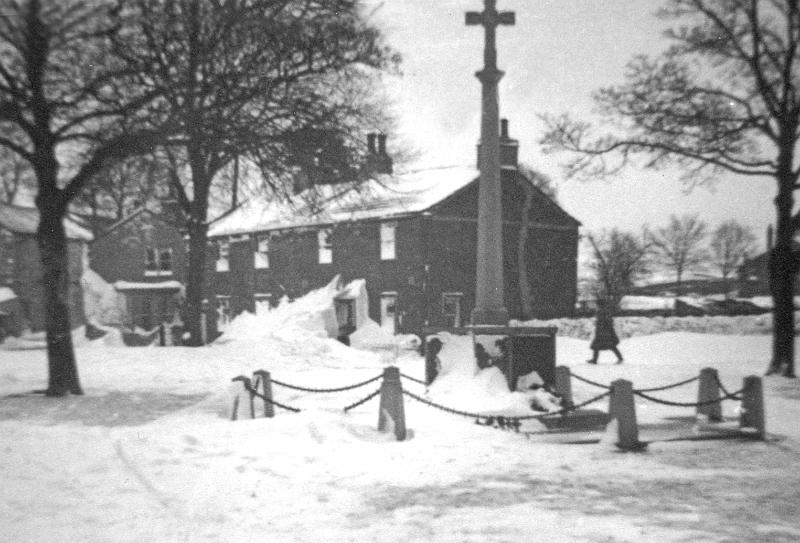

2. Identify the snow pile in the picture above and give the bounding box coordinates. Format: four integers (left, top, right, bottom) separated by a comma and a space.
222, 276, 341, 343
348, 318, 421, 352
747, 296, 800, 309
2, 284, 800, 540
518, 312, 795, 340
426, 332, 559, 420
82, 268, 125, 326
1, 324, 126, 350
620, 295, 674, 311
0, 286, 16, 303
348, 318, 396, 349
336, 278, 370, 329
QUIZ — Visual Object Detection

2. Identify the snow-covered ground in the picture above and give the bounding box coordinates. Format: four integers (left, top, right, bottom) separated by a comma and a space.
2, 287, 800, 542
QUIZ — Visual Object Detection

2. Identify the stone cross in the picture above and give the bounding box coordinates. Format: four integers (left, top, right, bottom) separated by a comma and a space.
466, 0, 515, 73
466, 0, 514, 325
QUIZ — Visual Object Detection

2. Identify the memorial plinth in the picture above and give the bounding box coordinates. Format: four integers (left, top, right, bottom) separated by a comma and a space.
423, 325, 557, 391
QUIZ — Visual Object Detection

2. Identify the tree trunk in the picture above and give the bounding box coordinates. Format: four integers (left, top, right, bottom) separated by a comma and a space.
766, 172, 796, 377
36, 197, 83, 396
184, 221, 209, 346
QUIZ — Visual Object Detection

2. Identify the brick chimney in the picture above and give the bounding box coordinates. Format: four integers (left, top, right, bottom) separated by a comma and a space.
365, 132, 393, 175
476, 118, 519, 169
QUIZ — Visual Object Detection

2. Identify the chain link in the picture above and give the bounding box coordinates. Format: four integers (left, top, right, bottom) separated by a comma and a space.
402, 389, 611, 422
713, 374, 742, 401
342, 389, 382, 412
633, 388, 745, 408
242, 381, 302, 412
635, 375, 700, 393
572, 372, 702, 394
570, 372, 612, 390
271, 374, 383, 393
400, 373, 427, 385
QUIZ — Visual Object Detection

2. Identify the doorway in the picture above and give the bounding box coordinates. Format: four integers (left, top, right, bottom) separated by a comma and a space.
380, 292, 397, 335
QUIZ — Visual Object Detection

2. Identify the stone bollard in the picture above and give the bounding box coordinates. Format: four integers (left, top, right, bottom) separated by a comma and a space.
696, 367, 722, 422
158, 323, 166, 347
739, 375, 765, 439
608, 379, 643, 451
231, 375, 255, 420
378, 366, 407, 441
554, 366, 573, 408
253, 369, 275, 418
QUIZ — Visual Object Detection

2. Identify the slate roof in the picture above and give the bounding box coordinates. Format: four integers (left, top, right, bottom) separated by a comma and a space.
209, 165, 579, 237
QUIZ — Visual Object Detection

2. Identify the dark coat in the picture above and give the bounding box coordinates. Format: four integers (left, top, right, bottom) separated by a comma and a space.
590, 311, 619, 350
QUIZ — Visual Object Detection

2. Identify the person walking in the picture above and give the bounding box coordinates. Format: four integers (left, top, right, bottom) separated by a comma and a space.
588, 300, 623, 364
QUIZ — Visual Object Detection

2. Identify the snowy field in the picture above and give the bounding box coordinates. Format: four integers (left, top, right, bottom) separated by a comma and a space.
2, 288, 800, 542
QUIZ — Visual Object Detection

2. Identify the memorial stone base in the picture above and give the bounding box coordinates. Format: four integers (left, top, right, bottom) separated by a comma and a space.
423, 325, 557, 390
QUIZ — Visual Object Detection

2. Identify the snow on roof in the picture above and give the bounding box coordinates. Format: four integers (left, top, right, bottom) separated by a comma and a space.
0, 203, 93, 241
0, 287, 16, 303
114, 280, 183, 291
208, 165, 479, 238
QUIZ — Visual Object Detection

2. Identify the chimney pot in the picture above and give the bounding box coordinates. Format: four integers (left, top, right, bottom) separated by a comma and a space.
501, 118, 509, 139
367, 133, 377, 154
767, 224, 774, 250
377, 134, 387, 155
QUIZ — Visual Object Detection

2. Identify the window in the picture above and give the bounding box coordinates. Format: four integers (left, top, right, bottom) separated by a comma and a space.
254, 293, 272, 311
158, 248, 173, 274
442, 292, 463, 327
254, 234, 269, 269
216, 240, 230, 272
318, 229, 332, 264
145, 248, 158, 275
380, 221, 396, 260
145, 247, 173, 277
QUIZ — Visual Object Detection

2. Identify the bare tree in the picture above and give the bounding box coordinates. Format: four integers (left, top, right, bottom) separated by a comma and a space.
518, 163, 558, 202
0, 147, 32, 204
649, 214, 708, 296
79, 155, 169, 223
117, 0, 398, 345
0, 1, 168, 395
711, 219, 757, 297
587, 228, 651, 313
541, 0, 800, 376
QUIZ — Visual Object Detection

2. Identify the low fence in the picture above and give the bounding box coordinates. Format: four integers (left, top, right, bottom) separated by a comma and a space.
229, 365, 766, 450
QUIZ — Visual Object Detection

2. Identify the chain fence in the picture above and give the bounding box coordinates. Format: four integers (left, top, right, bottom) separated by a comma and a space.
241, 381, 302, 412
570, 372, 611, 390
270, 374, 384, 394
400, 373, 427, 385
342, 388, 383, 412
402, 389, 611, 425
233, 366, 751, 435
632, 387, 745, 408
713, 374, 743, 401
635, 375, 699, 393
571, 372, 701, 394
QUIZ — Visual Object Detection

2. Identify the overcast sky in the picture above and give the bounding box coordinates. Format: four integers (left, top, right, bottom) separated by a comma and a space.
367, 0, 776, 254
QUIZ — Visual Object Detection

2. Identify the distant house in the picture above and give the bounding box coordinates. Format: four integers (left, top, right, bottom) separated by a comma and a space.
205, 125, 581, 336
737, 226, 800, 297
738, 249, 800, 296
89, 207, 186, 329
0, 202, 91, 332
